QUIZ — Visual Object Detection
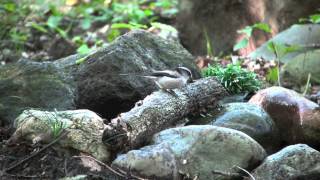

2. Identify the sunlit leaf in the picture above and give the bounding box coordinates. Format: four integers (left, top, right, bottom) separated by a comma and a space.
268, 41, 300, 58
3, 3, 16, 12
81, 18, 91, 30
233, 38, 249, 51
309, 14, 320, 24
47, 15, 62, 29
77, 44, 91, 55
237, 26, 253, 37
253, 23, 271, 33
266, 67, 278, 84
107, 29, 120, 42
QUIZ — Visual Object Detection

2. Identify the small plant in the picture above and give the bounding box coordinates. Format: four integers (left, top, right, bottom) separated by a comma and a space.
266, 66, 279, 84
202, 64, 261, 94
203, 28, 214, 58
44, 111, 69, 138
299, 12, 320, 24
233, 23, 271, 51
267, 42, 300, 86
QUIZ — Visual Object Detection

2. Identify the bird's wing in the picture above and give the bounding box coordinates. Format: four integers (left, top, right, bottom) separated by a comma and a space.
150, 70, 179, 78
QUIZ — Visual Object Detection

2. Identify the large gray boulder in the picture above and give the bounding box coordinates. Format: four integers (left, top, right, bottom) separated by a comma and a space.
211, 102, 280, 153
0, 59, 76, 126
112, 125, 266, 180
73, 30, 200, 119
281, 49, 320, 86
249, 24, 320, 62
252, 144, 320, 180
0, 30, 200, 125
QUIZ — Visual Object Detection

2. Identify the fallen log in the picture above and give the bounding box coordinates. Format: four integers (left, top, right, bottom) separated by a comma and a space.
102, 77, 228, 152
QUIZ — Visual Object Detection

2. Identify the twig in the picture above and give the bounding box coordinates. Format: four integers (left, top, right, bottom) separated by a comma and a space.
72, 155, 147, 180
72, 155, 125, 178
4, 130, 69, 172
234, 166, 255, 180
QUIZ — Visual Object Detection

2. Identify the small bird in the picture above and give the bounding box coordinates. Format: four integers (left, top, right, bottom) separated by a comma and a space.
120, 66, 193, 94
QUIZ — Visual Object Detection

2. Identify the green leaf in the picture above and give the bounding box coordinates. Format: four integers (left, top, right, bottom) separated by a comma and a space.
203, 28, 214, 57
111, 22, 147, 30
77, 44, 91, 55
143, 9, 153, 16
237, 26, 253, 37
267, 41, 276, 53
3, 3, 16, 12
253, 23, 271, 33
30, 22, 48, 33
55, 27, 68, 39
107, 29, 121, 42
81, 18, 91, 30
309, 14, 320, 24
266, 67, 279, 84
267, 41, 300, 58
47, 15, 62, 29
233, 38, 249, 51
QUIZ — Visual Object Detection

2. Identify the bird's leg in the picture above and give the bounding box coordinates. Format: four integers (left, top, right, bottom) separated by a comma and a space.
165, 89, 178, 97
154, 80, 178, 97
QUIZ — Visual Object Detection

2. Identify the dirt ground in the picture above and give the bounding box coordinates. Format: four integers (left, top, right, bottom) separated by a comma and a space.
0, 126, 124, 180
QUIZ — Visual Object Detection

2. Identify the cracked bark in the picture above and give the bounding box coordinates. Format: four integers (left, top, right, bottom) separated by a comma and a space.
102, 77, 228, 153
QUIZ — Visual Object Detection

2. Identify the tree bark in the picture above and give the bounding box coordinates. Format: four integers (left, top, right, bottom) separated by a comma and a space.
102, 77, 228, 152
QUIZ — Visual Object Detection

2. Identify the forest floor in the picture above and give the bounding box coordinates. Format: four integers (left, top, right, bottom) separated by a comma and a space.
0, 127, 121, 180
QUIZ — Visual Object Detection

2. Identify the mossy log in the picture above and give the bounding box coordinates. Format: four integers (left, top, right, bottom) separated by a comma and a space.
102, 77, 228, 152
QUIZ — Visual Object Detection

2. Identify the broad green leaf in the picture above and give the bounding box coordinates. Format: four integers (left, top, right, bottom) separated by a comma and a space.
233, 38, 249, 51
107, 29, 120, 42
77, 44, 91, 55
309, 14, 320, 24
81, 18, 91, 30
47, 15, 62, 29
253, 23, 271, 33
267, 41, 276, 53
143, 9, 153, 16
3, 3, 16, 12
237, 26, 253, 37
268, 41, 300, 58
266, 67, 279, 84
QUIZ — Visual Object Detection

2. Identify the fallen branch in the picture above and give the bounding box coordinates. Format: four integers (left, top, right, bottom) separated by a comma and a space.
103, 77, 228, 152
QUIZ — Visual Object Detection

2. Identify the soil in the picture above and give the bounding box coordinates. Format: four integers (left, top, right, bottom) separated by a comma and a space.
0, 127, 124, 180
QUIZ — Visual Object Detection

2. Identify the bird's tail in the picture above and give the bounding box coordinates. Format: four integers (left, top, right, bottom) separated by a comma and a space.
119, 74, 157, 79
